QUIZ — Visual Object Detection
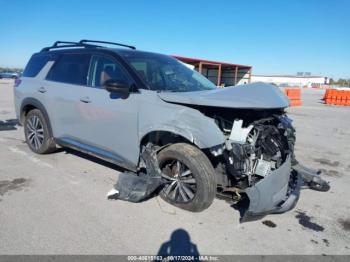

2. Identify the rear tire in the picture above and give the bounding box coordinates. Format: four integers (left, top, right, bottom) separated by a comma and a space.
158, 143, 216, 212
24, 109, 56, 154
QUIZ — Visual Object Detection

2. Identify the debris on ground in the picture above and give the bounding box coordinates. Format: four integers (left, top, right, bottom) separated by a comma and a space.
107, 144, 164, 202
262, 220, 277, 228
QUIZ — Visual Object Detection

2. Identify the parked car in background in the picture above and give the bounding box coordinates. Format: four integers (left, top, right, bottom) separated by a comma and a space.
0, 72, 19, 79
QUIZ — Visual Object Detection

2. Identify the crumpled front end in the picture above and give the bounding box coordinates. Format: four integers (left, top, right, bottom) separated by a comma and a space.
204, 108, 328, 222
242, 154, 302, 222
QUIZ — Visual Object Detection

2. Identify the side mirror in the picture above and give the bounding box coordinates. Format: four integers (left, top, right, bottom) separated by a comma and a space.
104, 79, 130, 99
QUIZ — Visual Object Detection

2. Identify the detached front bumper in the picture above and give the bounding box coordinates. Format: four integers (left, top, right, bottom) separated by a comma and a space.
241, 155, 303, 222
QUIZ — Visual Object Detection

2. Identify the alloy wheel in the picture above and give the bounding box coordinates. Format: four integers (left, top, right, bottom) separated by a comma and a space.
161, 160, 197, 203
26, 115, 44, 150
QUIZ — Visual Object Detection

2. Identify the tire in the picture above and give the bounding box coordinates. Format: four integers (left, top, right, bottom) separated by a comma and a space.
158, 143, 216, 212
24, 109, 56, 154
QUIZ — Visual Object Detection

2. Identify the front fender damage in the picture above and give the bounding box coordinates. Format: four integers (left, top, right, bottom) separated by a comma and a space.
138, 100, 226, 150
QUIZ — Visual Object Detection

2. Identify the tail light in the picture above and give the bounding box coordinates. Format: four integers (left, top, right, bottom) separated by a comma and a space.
14, 78, 22, 87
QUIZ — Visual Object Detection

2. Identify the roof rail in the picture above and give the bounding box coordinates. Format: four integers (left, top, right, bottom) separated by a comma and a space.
79, 39, 136, 50
41, 41, 100, 52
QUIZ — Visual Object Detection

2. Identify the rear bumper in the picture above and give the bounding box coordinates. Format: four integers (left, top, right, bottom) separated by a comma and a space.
241, 155, 302, 222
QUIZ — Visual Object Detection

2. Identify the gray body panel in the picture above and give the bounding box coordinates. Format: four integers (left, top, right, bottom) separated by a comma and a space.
158, 82, 289, 109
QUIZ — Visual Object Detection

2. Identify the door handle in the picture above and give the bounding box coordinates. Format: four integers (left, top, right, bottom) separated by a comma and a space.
38, 87, 47, 93
80, 96, 91, 103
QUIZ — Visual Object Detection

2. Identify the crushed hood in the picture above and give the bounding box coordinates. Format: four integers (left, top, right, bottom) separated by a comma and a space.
157, 82, 289, 109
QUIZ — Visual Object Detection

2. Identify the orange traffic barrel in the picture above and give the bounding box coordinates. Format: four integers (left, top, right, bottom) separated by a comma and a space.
284, 88, 302, 107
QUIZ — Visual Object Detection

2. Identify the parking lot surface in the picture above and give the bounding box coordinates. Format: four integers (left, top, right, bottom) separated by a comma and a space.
1, 79, 350, 255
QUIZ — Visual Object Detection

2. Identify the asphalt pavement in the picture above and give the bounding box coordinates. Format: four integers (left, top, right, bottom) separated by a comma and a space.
1, 79, 349, 255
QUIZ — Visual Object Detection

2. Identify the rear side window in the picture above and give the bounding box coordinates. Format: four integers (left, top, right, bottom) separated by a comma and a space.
22, 55, 51, 77
46, 54, 91, 85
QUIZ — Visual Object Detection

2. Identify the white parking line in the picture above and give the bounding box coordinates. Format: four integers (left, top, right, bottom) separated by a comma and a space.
8, 146, 27, 156
8, 146, 54, 169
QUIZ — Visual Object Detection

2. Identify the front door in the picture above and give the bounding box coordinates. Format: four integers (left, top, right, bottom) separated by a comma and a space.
76, 54, 140, 169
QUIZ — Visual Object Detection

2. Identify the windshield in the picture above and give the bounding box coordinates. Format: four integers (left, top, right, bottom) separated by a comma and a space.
121, 52, 217, 92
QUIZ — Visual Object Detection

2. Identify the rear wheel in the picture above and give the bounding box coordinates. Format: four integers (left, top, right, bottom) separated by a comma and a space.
158, 143, 216, 212
24, 109, 56, 154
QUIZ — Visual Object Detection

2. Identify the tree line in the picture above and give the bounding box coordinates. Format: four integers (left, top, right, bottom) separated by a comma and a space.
329, 78, 350, 87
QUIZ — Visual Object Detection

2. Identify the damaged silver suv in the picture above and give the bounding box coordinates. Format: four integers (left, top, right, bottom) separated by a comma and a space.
15, 40, 328, 222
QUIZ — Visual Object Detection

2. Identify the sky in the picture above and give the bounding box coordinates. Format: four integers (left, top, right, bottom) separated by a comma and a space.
0, 0, 349, 79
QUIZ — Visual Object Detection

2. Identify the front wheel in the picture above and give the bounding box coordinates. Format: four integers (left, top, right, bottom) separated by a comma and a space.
158, 143, 216, 212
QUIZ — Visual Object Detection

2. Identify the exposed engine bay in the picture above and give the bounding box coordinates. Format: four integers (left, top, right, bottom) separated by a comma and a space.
186, 107, 294, 191
214, 113, 295, 189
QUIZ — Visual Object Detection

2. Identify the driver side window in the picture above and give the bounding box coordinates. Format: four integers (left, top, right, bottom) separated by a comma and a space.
88, 55, 129, 88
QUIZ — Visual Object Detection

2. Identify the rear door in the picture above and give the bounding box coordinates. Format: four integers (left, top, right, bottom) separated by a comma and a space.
44, 53, 91, 140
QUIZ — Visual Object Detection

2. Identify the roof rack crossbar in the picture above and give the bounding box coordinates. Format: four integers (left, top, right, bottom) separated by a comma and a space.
54, 41, 79, 46
40, 41, 100, 52
79, 39, 136, 50
40, 39, 135, 52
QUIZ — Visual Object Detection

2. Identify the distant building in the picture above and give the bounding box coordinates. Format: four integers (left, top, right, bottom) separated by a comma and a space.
173, 55, 328, 88
251, 74, 328, 87
173, 56, 252, 86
